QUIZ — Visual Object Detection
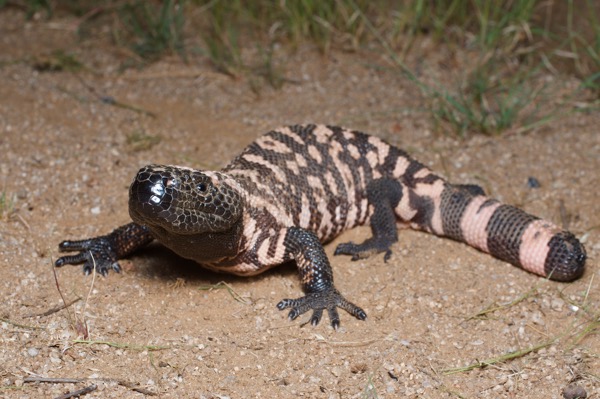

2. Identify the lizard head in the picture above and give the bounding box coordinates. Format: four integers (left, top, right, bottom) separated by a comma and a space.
129, 165, 243, 234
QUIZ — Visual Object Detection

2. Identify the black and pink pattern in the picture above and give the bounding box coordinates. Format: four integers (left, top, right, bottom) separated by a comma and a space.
56, 124, 586, 327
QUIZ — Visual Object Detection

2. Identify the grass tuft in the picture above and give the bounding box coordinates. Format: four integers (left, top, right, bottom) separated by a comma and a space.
7, 0, 53, 19
126, 130, 161, 152
31, 49, 84, 73
0, 191, 16, 219
117, 0, 186, 62
429, 60, 555, 136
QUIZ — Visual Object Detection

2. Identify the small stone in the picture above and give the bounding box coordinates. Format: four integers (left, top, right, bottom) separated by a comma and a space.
563, 384, 587, 399
90, 206, 101, 215
276, 377, 289, 386
531, 311, 545, 325
527, 177, 541, 188
27, 347, 39, 357
551, 298, 565, 312
386, 382, 396, 393
350, 363, 368, 374
569, 304, 580, 312
308, 376, 320, 384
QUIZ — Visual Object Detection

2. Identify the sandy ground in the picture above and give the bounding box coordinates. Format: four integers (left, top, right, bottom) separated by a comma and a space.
1, 9, 599, 399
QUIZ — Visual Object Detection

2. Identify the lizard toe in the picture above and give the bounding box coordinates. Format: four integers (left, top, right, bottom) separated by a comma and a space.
335, 238, 394, 261
277, 287, 366, 328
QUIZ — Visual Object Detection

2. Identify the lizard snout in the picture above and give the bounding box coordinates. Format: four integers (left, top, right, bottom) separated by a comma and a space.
129, 165, 175, 222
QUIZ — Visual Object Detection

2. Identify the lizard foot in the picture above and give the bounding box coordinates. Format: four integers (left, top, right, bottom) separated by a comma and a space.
334, 237, 394, 262
55, 236, 121, 276
277, 287, 367, 329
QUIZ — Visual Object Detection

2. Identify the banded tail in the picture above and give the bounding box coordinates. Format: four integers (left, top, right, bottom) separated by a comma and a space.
403, 182, 586, 281
440, 185, 586, 281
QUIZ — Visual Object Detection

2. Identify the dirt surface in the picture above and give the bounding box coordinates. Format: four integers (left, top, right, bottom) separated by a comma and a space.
1, 10, 599, 399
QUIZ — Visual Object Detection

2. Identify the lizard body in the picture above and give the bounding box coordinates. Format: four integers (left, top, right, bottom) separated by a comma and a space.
56, 124, 586, 327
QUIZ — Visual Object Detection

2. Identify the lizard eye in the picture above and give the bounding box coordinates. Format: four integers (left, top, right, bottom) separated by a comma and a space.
197, 183, 207, 192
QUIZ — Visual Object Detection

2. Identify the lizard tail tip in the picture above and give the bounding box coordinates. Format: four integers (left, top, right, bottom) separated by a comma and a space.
545, 232, 586, 282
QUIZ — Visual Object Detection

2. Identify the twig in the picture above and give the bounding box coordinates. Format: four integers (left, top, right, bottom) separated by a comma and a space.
198, 281, 251, 304
559, 199, 570, 230
52, 258, 76, 329
123, 70, 206, 80
0, 317, 43, 330
442, 338, 556, 374
15, 213, 31, 230
80, 252, 98, 338
74, 74, 157, 118
72, 339, 169, 351
466, 286, 538, 320
24, 377, 84, 384
26, 297, 82, 318
23, 376, 157, 396
117, 380, 157, 396
582, 273, 594, 307
567, 317, 600, 349
52, 256, 89, 338
54, 384, 97, 399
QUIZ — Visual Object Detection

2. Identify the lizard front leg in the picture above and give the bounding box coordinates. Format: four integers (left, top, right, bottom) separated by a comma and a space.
277, 227, 367, 329
56, 222, 154, 276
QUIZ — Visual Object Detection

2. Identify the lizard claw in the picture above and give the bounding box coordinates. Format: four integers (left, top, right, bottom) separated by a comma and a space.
334, 237, 395, 262
277, 287, 367, 329
56, 236, 121, 276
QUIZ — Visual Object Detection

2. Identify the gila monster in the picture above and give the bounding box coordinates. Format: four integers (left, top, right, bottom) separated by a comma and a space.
56, 124, 586, 328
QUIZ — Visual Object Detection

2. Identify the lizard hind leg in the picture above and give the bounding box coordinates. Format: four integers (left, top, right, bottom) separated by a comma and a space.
334, 178, 403, 262
454, 183, 486, 197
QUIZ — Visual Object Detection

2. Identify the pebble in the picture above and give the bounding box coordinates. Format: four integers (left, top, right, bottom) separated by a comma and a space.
531, 311, 545, 325
16, 189, 28, 199
527, 176, 541, 188
551, 298, 565, 312
563, 384, 587, 399
27, 347, 39, 357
